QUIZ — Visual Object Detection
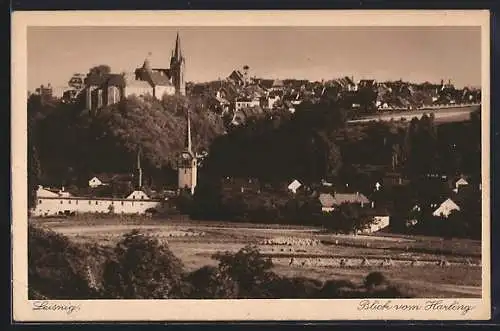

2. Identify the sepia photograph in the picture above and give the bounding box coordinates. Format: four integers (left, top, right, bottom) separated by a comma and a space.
12, 10, 490, 321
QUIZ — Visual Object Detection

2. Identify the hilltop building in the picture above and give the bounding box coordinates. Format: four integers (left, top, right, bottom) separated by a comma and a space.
84, 32, 186, 111
178, 109, 197, 195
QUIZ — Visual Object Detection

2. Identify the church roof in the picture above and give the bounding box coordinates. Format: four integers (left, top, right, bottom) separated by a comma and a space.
149, 71, 172, 86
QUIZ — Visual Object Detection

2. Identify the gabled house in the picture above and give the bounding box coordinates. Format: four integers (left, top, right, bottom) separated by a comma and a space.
36, 186, 60, 198
126, 190, 150, 200
88, 176, 105, 188
332, 192, 371, 208
432, 198, 460, 218
318, 193, 335, 213
228, 70, 246, 86
454, 177, 469, 190
287, 179, 302, 194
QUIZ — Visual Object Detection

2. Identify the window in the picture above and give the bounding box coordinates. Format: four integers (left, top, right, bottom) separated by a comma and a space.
60, 201, 63, 204
76, 200, 78, 205
38, 200, 42, 204
89, 201, 92, 205
121, 201, 124, 206
95, 201, 99, 205
68, 200, 71, 204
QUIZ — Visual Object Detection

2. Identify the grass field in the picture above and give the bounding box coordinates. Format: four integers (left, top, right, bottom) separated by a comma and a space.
30, 215, 482, 298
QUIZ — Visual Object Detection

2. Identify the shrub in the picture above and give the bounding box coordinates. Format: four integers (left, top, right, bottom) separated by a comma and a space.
368, 284, 413, 298
101, 230, 184, 299
364, 271, 388, 289
28, 224, 97, 299
185, 266, 239, 299
266, 276, 323, 298
213, 245, 274, 298
318, 279, 357, 298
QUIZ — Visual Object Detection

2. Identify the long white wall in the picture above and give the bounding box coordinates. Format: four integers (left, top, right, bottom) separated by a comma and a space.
32, 197, 164, 217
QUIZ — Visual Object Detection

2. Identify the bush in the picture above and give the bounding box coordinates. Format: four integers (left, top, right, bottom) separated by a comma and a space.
364, 271, 388, 289
184, 266, 239, 299
101, 230, 184, 299
318, 279, 357, 298
28, 224, 97, 299
266, 276, 323, 298
213, 245, 274, 298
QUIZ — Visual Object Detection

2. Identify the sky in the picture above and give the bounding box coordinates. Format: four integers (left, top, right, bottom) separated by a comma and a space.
27, 26, 481, 92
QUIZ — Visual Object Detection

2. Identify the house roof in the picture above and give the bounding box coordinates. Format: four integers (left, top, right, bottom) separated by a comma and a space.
126, 190, 150, 200
433, 198, 460, 213
228, 70, 244, 82
318, 193, 335, 208
332, 192, 370, 205
288, 180, 302, 191
456, 177, 469, 186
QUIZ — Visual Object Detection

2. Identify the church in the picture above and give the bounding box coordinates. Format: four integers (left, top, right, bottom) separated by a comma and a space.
84, 33, 186, 111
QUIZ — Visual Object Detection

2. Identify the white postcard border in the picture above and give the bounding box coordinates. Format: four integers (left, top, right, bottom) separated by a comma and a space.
11, 10, 491, 321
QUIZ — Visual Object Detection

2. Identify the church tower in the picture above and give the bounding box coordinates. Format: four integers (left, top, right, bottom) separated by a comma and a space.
170, 32, 186, 96
178, 109, 197, 194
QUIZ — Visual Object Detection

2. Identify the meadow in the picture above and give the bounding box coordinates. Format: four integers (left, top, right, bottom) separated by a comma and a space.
29, 214, 482, 298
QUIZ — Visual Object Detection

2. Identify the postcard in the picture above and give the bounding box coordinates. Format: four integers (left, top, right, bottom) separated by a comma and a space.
11, 10, 491, 321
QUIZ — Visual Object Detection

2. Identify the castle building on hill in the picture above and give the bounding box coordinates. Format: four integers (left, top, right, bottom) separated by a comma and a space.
84, 32, 186, 111
178, 109, 197, 195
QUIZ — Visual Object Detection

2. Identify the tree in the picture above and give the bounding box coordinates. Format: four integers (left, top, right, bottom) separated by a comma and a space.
101, 230, 184, 299
28, 144, 41, 210
86, 65, 111, 80
185, 266, 238, 299
213, 245, 274, 298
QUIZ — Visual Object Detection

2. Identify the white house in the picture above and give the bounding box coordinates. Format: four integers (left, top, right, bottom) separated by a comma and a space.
358, 215, 390, 234
318, 193, 335, 213
432, 198, 460, 218
287, 179, 302, 194
235, 98, 260, 111
32, 188, 165, 217
454, 177, 469, 192
88, 176, 104, 188
36, 186, 60, 198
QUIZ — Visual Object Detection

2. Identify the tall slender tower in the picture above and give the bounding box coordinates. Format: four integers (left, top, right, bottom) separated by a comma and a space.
170, 32, 186, 96
136, 148, 143, 189
178, 109, 197, 194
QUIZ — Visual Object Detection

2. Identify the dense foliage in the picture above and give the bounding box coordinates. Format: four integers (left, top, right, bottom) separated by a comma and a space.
27, 91, 225, 190
204, 98, 345, 182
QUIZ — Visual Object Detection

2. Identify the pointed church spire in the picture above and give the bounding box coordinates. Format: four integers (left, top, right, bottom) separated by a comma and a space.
186, 109, 192, 154
174, 32, 182, 61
